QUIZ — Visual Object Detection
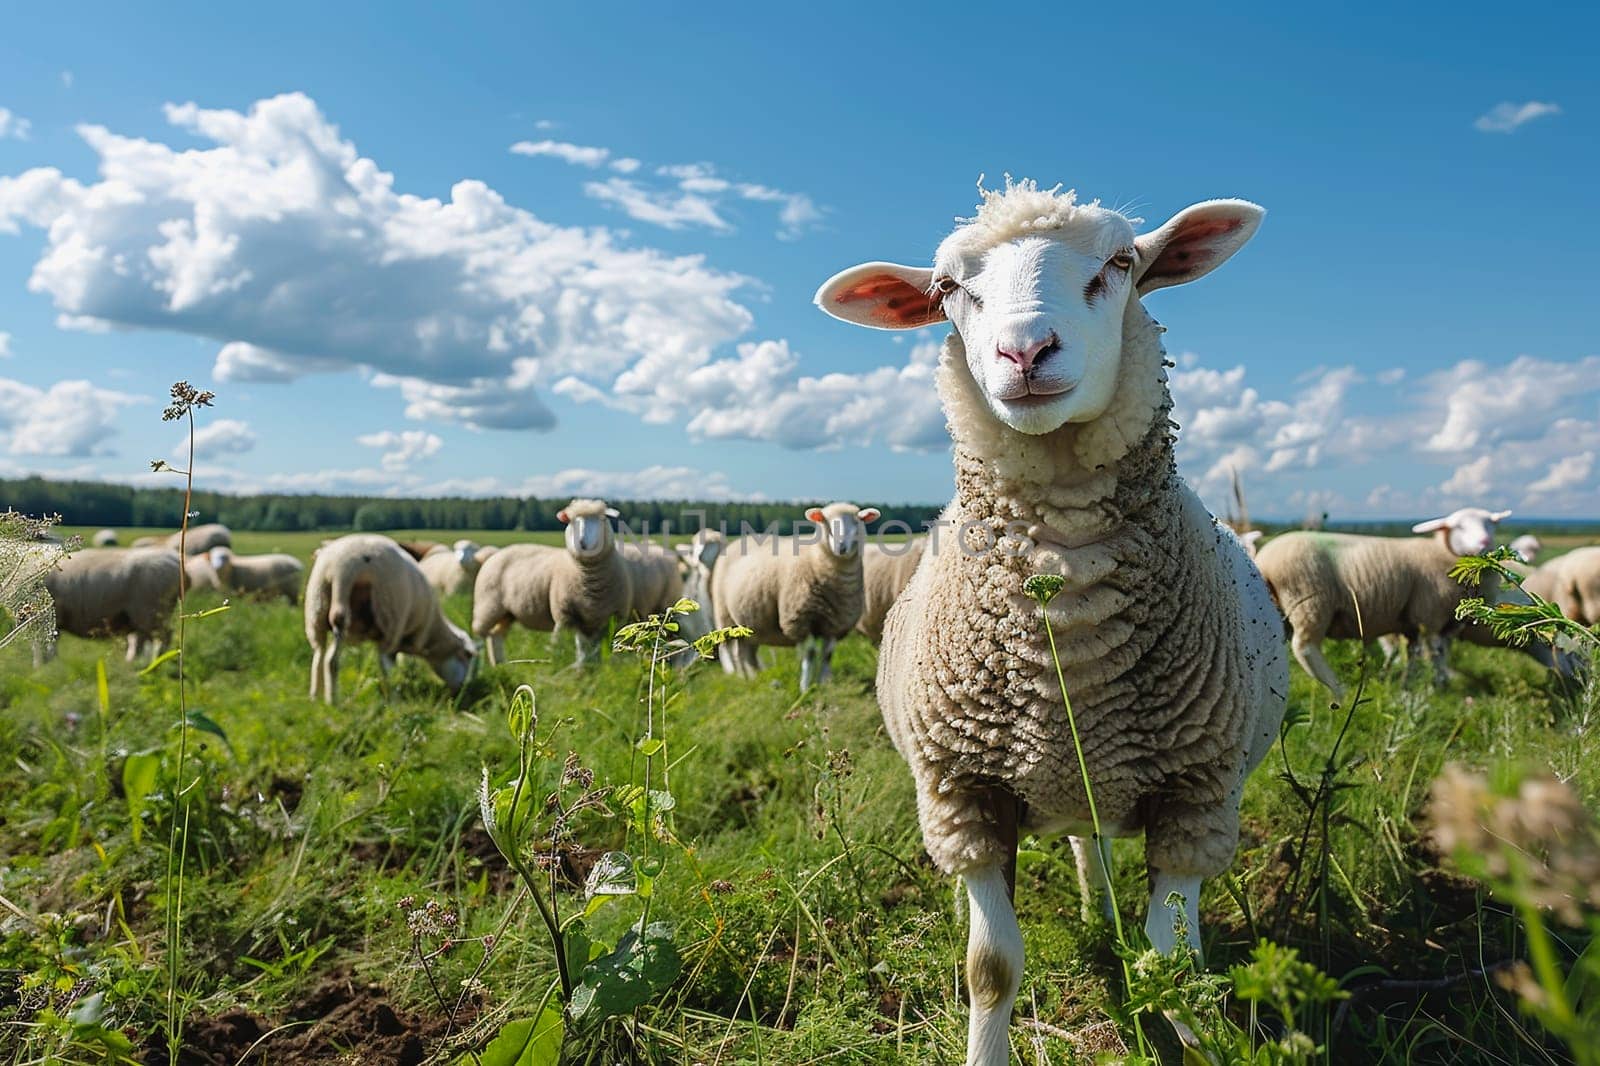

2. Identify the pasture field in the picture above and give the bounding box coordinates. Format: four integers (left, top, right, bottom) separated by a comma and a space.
3, 531, 1599, 1064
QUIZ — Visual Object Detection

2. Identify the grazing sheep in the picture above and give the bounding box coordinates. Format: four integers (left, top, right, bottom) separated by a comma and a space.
92, 529, 119, 547
815, 180, 1287, 1064
303, 534, 475, 704
42, 547, 182, 663
182, 551, 223, 594
395, 539, 445, 563
471, 501, 632, 667
1510, 534, 1544, 565
1256, 507, 1511, 699
621, 540, 685, 618
208, 546, 305, 604
711, 502, 880, 691
674, 530, 725, 645
1523, 546, 1600, 628
856, 536, 927, 644
418, 539, 493, 599
131, 523, 232, 555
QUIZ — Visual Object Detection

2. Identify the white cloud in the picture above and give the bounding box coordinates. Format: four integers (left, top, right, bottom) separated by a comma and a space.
533, 118, 556, 131
1377, 367, 1405, 385
0, 93, 755, 431
0, 376, 141, 456
0, 108, 29, 141
1527, 451, 1594, 495
186, 418, 256, 457
509, 139, 610, 167
582, 177, 731, 231
646, 161, 824, 239
0, 332, 10, 357
357, 428, 443, 470
1420, 355, 1600, 453
1440, 454, 1494, 496
1475, 101, 1561, 133
518, 464, 755, 501
609, 157, 641, 174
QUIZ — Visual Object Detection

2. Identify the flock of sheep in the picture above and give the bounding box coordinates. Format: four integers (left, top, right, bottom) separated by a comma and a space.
11, 179, 1600, 1066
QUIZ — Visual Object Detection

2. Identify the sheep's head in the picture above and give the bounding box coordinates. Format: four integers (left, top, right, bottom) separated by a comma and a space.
208, 546, 233, 574
815, 180, 1263, 435
804, 502, 880, 560
1510, 534, 1543, 564
1412, 507, 1513, 556
559, 499, 620, 560
429, 620, 477, 693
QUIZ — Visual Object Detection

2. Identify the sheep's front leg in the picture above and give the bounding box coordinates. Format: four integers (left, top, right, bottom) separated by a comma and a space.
1144, 871, 1204, 959
323, 632, 343, 705
963, 864, 1023, 1066
1069, 834, 1115, 922
573, 632, 599, 668
308, 642, 325, 700
798, 637, 818, 692
125, 633, 141, 663
818, 637, 838, 685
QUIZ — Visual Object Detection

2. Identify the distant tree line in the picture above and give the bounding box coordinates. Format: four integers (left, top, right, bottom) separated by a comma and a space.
0, 476, 946, 536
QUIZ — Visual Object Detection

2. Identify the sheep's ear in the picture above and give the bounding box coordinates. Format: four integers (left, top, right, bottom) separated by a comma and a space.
805, 507, 826, 524
1134, 200, 1265, 295
557, 509, 571, 524
814, 262, 944, 330
857, 507, 881, 523
1490, 509, 1512, 522
1411, 516, 1448, 534
605, 508, 621, 519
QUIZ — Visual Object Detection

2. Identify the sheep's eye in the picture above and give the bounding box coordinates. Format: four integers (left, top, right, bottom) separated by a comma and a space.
934, 276, 961, 295
1108, 251, 1134, 272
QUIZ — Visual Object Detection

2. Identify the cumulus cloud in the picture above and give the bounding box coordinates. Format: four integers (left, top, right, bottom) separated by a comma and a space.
609, 157, 641, 174
1475, 101, 1561, 133
582, 177, 731, 231
556, 338, 948, 453
358, 428, 443, 470
0, 108, 29, 141
1527, 451, 1594, 495
519, 464, 755, 501
0, 93, 755, 430
1420, 355, 1600, 453
186, 418, 256, 457
650, 162, 824, 239
0, 376, 141, 456
509, 139, 610, 167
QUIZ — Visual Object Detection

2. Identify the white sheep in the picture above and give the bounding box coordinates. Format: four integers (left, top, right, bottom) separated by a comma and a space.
41, 546, 183, 663
92, 529, 119, 548
471, 500, 633, 667
131, 523, 232, 555
674, 529, 725, 650
182, 551, 223, 594
815, 179, 1287, 1065
208, 546, 305, 604
1523, 546, 1600, 628
710, 503, 880, 691
418, 539, 495, 599
621, 539, 685, 618
1255, 507, 1511, 699
1510, 534, 1543, 565
856, 536, 927, 644
304, 534, 475, 704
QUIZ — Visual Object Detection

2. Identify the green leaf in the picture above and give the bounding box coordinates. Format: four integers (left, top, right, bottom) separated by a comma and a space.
478, 1003, 563, 1066
570, 921, 682, 1026
122, 752, 161, 845
138, 648, 180, 675
95, 659, 110, 718
183, 709, 234, 755
635, 737, 664, 757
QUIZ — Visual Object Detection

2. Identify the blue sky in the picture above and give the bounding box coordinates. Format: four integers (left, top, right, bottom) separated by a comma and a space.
1, 2, 1595, 518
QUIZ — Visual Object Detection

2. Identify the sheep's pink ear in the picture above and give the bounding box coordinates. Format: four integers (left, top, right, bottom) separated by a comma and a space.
1134, 200, 1265, 295
1411, 516, 1448, 534
814, 262, 943, 330
805, 507, 826, 523
1490, 509, 1512, 522
557, 509, 570, 524
857, 507, 881, 523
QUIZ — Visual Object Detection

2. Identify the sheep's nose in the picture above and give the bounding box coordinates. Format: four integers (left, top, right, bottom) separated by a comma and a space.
995, 331, 1059, 372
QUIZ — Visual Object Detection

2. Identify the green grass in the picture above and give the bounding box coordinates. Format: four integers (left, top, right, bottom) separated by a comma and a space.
2, 532, 1597, 1064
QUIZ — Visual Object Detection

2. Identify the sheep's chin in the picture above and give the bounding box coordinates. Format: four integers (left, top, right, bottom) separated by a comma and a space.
984, 385, 1113, 436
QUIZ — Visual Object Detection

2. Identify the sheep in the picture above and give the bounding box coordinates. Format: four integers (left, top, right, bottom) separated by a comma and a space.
856, 536, 927, 644
814, 179, 1287, 1064
130, 523, 232, 555
1523, 546, 1600, 628
1510, 534, 1543, 565
92, 529, 119, 547
208, 546, 305, 604
182, 551, 223, 594
418, 539, 494, 599
303, 534, 475, 704
674, 530, 725, 647
471, 500, 633, 667
395, 539, 445, 563
621, 539, 685, 618
710, 503, 880, 691
41, 546, 182, 663
1255, 507, 1511, 699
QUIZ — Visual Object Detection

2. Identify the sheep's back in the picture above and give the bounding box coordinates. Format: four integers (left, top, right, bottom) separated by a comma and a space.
47, 548, 181, 637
